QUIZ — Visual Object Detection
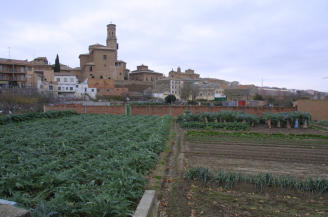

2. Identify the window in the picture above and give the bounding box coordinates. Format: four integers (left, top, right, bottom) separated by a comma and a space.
70, 78, 74, 82
91, 89, 94, 92
28, 66, 32, 71
76, 85, 79, 88
0, 65, 2, 72
66, 87, 68, 90
120, 72, 122, 75
100, 75, 103, 79
106, 89, 110, 92
58, 87, 61, 90
108, 77, 111, 79
89, 66, 93, 72
84, 88, 87, 92
20, 67, 25, 73
0, 74, 3, 79
49, 85, 53, 91
64, 78, 68, 82
103, 55, 107, 60
40, 85, 43, 89
104, 64, 107, 67
56, 78, 60, 82
70, 87, 73, 91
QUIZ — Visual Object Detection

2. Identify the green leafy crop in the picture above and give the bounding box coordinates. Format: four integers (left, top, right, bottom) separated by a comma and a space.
0, 114, 171, 217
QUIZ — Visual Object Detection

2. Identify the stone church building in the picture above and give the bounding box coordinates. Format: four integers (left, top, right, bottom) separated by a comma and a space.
79, 24, 129, 82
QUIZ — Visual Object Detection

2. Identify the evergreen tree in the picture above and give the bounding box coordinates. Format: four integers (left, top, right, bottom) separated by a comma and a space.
54, 54, 60, 72
165, 94, 176, 104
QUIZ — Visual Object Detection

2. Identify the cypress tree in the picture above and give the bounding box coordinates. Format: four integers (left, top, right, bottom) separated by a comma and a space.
54, 54, 60, 72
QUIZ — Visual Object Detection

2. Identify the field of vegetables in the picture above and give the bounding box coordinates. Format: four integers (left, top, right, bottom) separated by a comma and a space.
0, 114, 171, 217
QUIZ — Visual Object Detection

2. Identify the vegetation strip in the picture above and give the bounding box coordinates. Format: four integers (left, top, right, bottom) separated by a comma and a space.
177, 110, 312, 129
186, 168, 328, 194
186, 130, 328, 140
0, 114, 171, 217
180, 121, 250, 130
0, 110, 78, 125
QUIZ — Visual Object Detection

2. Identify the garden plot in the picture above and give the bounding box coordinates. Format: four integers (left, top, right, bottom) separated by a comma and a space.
164, 128, 328, 217
184, 131, 328, 178
0, 114, 171, 217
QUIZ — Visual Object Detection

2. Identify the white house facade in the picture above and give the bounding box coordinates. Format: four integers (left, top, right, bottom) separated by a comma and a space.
75, 79, 97, 99
54, 73, 79, 97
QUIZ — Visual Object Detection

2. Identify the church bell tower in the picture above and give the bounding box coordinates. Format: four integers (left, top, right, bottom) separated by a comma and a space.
106, 24, 118, 50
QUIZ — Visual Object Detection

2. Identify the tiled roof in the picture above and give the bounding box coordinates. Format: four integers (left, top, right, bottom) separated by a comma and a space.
0, 58, 32, 66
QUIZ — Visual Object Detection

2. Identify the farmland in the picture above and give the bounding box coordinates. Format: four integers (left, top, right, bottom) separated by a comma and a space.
0, 114, 171, 217
163, 126, 328, 217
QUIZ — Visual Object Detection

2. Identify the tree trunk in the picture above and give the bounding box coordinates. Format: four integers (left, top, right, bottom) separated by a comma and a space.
223, 120, 226, 123
214, 118, 218, 123
277, 120, 281, 128
287, 120, 291, 129
205, 116, 208, 124
242, 120, 246, 124
267, 120, 271, 129
251, 122, 255, 127
303, 120, 308, 128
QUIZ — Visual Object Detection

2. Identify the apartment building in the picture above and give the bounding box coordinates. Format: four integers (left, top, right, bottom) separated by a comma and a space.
0, 58, 31, 88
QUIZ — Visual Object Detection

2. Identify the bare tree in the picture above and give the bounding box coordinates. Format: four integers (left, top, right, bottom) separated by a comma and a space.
191, 83, 200, 101
181, 81, 192, 100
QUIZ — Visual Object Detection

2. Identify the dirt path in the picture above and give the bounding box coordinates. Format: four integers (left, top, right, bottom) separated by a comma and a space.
158, 123, 185, 217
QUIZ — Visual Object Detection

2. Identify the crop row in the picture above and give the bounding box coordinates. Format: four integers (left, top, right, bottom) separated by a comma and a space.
185, 130, 328, 141
0, 114, 171, 217
177, 110, 311, 129
186, 167, 328, 194
180, 122, 250, 131
0, 110, 78, 125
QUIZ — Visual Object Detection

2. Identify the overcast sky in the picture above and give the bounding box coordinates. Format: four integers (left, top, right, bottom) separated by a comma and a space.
1, 0, 328, 91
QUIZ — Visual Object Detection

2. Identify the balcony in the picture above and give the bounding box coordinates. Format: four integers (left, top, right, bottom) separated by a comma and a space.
0, 77, 26, 82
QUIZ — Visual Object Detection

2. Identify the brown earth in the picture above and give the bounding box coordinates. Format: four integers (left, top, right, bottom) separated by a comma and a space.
159, 126, 328, 216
